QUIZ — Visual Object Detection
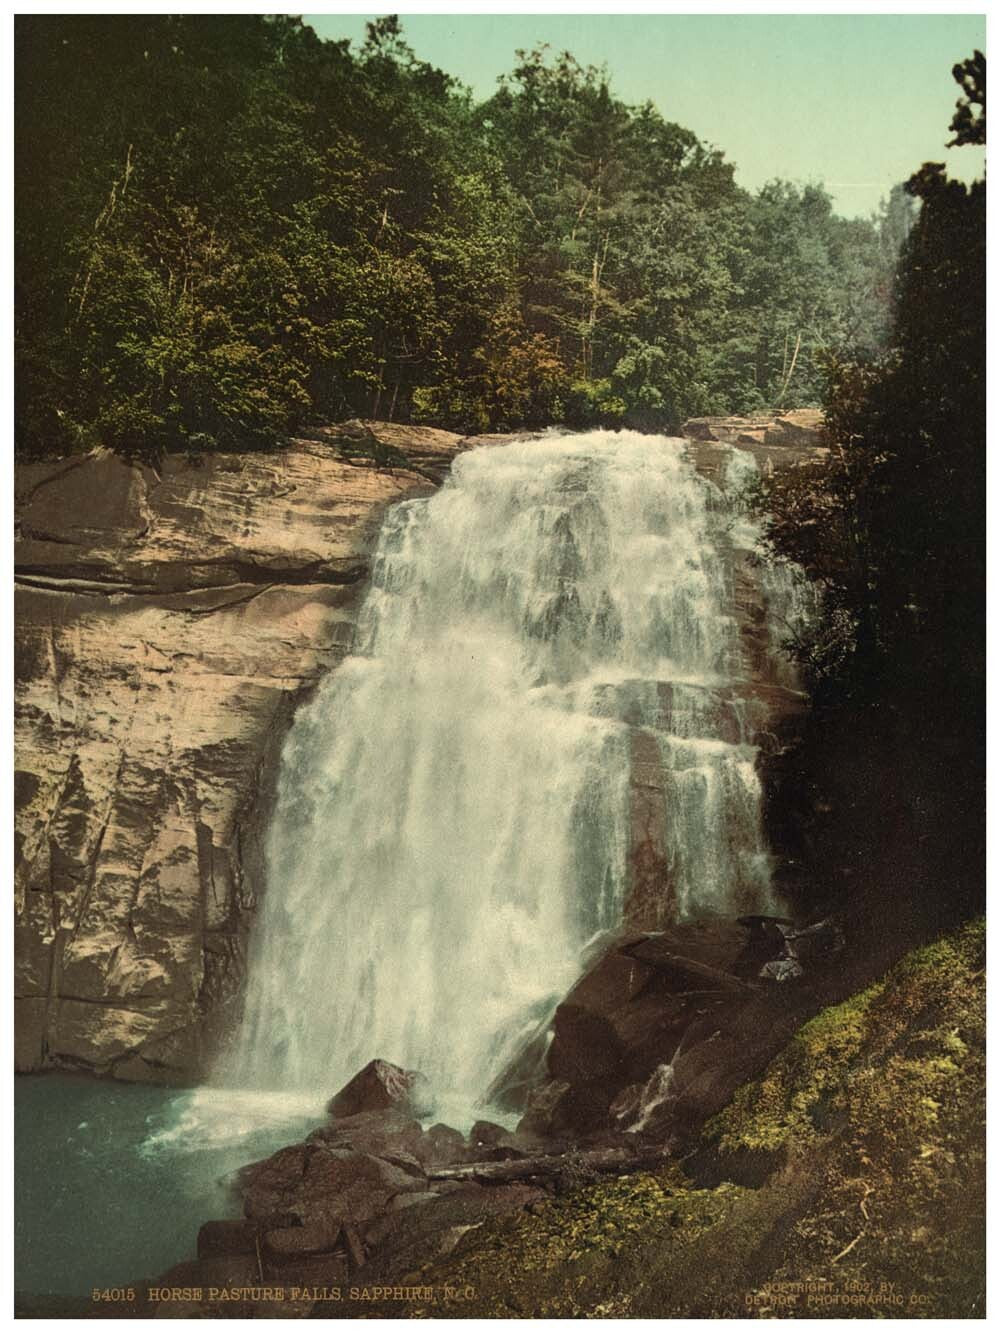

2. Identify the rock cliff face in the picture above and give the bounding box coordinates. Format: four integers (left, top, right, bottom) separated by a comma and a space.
14, 413, 826, 1080
14, 423, 471, 1079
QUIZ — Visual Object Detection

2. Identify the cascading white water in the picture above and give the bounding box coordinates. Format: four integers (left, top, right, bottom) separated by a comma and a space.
220, 430, 797, 1124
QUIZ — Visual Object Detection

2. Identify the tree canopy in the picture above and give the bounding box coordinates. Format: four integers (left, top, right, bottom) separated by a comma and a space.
16, 14, 903, 460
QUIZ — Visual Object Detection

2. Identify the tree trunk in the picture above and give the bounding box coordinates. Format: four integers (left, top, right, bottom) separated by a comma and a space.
773, 330, 802, 408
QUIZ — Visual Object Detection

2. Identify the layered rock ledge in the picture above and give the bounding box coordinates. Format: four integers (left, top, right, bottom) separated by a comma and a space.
14, 423, 472, 1078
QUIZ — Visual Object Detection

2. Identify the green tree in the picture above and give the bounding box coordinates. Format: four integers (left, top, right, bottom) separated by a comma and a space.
754, 53, 985, 914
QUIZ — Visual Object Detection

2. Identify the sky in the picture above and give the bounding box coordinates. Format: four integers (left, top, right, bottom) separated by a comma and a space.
305, 12, 986, 219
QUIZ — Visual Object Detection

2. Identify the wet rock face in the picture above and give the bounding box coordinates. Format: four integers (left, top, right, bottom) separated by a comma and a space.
520, 915, 846, 1142
616, 411, 827, 932
14, 424, 470, 1079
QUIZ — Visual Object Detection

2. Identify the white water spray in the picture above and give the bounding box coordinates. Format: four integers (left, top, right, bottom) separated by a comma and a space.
220, 431, 799, 1122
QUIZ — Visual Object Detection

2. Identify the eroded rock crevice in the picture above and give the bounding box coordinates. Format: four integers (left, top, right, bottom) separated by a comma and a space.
14, 423, 475, 1077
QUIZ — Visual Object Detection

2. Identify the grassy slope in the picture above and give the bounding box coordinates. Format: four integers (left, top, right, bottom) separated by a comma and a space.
362, 919, 985, 1319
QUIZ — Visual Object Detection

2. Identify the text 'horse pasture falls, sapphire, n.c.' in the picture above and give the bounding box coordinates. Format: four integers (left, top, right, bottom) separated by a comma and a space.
225, 430, 807, 1122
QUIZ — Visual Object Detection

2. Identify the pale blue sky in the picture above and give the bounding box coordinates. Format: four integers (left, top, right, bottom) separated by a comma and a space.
305, 12, 986, 218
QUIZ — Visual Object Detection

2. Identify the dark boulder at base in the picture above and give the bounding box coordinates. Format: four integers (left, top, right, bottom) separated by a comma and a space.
468, 1118, 508, 1148
263, 1219, 343, 1264
464, 1118, 541, 1161
327, 1058, 432, 1119
517, 916, 849, 1141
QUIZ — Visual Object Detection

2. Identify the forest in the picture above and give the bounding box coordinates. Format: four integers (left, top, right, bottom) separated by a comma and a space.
14, 13, 985, 911
16, 13, 912, 459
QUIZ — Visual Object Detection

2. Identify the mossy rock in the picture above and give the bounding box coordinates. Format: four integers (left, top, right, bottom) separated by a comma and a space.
356, 920, 984, 1319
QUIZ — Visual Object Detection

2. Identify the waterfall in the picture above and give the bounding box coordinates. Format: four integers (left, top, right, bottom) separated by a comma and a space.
223, 430, 798, 1121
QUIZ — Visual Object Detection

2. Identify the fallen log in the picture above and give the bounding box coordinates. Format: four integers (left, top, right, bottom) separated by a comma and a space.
618, 940, 760, 992
426, 1143, 671, 1185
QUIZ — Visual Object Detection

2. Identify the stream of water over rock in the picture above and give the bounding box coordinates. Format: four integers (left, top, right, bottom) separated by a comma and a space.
219, 430, 805, 1126
16, 432, 812, 1307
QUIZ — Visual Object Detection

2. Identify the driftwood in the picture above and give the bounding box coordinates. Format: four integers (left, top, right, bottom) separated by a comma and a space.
427, 1144, 671, 1186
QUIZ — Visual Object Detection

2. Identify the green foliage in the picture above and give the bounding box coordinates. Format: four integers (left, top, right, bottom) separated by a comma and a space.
747, 57, 984, 936
755, 55, 984, 713
16, 15, 897, 458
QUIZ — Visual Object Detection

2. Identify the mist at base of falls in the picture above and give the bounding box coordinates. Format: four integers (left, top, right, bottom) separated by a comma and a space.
205, 430, 801, 1134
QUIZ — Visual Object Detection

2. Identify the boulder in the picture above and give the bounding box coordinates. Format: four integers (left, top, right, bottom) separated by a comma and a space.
308, 1108, 425, 1161
545, 921, 777, 1099
236, 1144, 309, 1218
239, 1143, 423, 1228
263, 1220, 342, 1264
467, 1119, 508, 1150
519, 916, 844, 1139
463, 1119, 536, 1162
327, 1059, 432, 1119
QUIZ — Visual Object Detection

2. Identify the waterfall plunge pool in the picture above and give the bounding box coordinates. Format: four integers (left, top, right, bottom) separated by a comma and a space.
14, 1074, 520, 1314
14, 1075, 326, 1315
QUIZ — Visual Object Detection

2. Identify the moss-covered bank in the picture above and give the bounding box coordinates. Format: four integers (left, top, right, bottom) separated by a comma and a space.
353, 919, 984, 1319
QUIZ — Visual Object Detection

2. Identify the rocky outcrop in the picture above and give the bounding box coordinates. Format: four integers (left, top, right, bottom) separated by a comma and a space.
114, 919, 984, 1320
353, 926, 983, 1320
513, 917, 810, 1140
14, 411, 829, 1080
681, 408, 828, 479
14, 423, 473, 1079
